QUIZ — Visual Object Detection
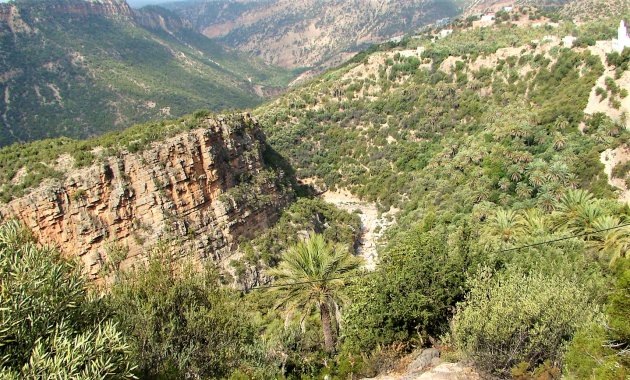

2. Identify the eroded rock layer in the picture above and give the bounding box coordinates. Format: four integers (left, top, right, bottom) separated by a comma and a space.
0, 115, 292, 278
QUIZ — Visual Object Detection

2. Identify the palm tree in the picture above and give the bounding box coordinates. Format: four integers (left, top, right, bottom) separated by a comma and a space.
508, 164, 524, 182
526, 159, 548, 188
554, 189, 597, 232
267, 233, 361, 353
521, 208, 550, 236
552, 132, 567, 151
515, 182, 533, 199
548, 161, 569, 183
490, 209, 524, 244
538, 192, 557, 213
498, 178, 511, 192
592, 216, 630, 264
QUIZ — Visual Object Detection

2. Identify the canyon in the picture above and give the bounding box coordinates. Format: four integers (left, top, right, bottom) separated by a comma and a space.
168, 0, 462, 69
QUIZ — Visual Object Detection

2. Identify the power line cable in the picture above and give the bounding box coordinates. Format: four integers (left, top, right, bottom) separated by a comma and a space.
496, 222, 630, 253
247, 222, 630, 291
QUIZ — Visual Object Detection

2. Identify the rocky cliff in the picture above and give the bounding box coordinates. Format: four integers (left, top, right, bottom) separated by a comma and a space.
168, 0, 462, 69
134, 5, 191, 33
0, 114, 293, 279
9, 0, 133, 19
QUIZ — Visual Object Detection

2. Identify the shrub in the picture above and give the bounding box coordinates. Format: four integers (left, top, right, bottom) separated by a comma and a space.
0, 220, 135, 379
451, 267, 598, 376
108, 249, 261, 379
342, 229, 470, 353
565, 259, 630, 379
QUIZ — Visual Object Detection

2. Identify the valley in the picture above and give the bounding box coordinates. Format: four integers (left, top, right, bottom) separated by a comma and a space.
0, 0, 630, 379
321, 187, 394, 270
0, 0, 293, 146
166, 0, 462, 70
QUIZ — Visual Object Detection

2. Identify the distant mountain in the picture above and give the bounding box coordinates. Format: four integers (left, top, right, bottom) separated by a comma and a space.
0, 0, 292, 146
166, 0, 463, 70
127, 0, 176, 7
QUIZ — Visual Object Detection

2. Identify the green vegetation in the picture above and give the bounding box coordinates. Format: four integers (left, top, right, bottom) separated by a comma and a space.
249, 16, 630, 378
0, 0, 293, 146
452, 267, 599, 376
564, 260, 630, 379
3, 6, 630, 380
268, 233, 361, 353
108, 247, 261, 379
342, 229, 470, 354
0, 220, 135, 379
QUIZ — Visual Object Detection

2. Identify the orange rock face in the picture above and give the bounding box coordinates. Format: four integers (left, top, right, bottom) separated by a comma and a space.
0, 115, 292, 278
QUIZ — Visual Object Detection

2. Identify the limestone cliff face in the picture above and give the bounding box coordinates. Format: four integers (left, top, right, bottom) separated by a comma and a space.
134, 6, 192, 34
0, 115, 293, 278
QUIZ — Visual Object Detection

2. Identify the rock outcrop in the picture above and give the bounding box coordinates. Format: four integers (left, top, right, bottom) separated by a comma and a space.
133, 4, 192, 34
365, 348, 480, 380
0, 115, 293, 278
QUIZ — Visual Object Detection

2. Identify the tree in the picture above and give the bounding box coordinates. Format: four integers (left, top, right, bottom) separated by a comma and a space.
0, 220, 135, 379
267, 233, 361, 353
565, 259, 630, 378
342, 229, 470, 353
555, 189, 601, 233
592, 216, 630, 264
108, 248, 259, 379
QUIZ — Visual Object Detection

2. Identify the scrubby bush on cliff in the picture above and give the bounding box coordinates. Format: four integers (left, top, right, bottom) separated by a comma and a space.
107, 247, 267, 379
0, 220, 135, 379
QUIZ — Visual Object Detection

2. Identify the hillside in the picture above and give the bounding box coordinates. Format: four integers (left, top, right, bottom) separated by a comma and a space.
0, 0, 293, 146
167, 0, 462, 70
1, 3, 630, 380
464, 0, 629, 20
254, 12, 629, 223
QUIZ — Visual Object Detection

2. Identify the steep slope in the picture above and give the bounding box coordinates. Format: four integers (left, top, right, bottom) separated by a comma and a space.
559, 0, 630, 21
0, 0, 293, 146
167, 0, 462, 70
0, 113, 293, 279
254, 13, 628, 228
464, 0, 629, 20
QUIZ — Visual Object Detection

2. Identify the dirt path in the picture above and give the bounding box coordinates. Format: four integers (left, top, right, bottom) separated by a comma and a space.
321, 188, 394, 270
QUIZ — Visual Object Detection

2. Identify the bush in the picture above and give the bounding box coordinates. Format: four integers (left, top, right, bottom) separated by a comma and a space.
0, 220, 135, 379
565, 259, 630, 379
108, 249, 263, 379
451, 266, 598, 377
342, 229, 470, 353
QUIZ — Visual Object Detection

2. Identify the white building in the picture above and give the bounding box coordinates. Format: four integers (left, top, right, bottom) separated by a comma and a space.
439, 29, 453, 38
614, 20, 630, 53
503, 6, 513, 12
563, 35, 577, 48
481, 13, 495, 22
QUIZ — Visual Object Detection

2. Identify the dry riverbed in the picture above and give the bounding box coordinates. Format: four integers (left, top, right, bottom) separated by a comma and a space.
320, 188, 395, 270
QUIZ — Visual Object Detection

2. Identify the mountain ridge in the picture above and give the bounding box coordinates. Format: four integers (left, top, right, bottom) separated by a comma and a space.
167, 0, 463, 70
0, 0, 293, 146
